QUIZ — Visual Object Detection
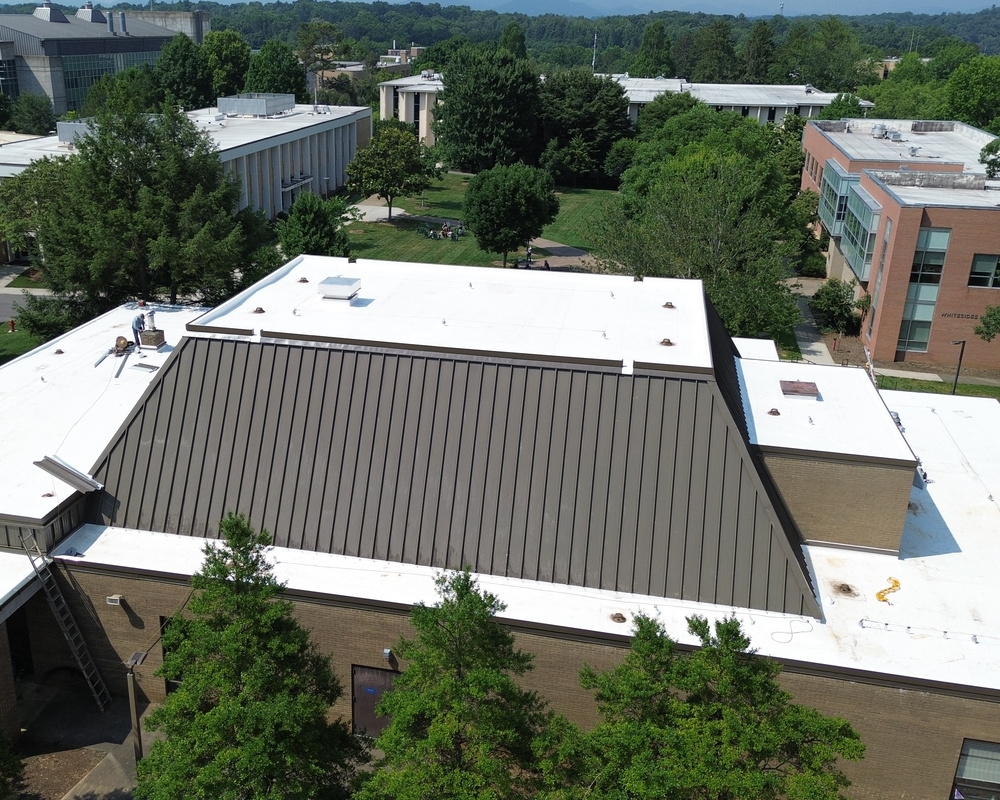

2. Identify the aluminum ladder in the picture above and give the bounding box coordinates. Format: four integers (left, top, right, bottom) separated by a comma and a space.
19, 534, 111, 712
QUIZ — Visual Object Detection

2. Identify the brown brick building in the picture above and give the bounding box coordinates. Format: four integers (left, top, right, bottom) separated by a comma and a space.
2, 258, 999, 798
802, 118, 1000, 369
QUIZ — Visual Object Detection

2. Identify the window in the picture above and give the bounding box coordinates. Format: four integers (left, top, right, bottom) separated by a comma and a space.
868, 218, 891, 337
952, 740, 1000, 800
897, 227, 950, 353
969, 254, 1000, 288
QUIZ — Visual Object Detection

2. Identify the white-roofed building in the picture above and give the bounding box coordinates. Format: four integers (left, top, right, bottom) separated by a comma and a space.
1, 258, 998, 799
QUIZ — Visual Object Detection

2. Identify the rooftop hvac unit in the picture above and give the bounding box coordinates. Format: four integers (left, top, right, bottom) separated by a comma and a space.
318, 276, 361, 299
871, 124, 886, 138
888, 130, 903, 143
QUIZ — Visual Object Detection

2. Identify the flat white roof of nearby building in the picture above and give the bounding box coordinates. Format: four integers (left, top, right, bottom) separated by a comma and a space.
732, 337, 779, 361
607, 75, 855, 108
52, 390, 1000, 691
378, 72, 443, 92
738, 359, 915, 462
0, 104, 370, 178
0, 304, 207, 520
871, 178, 1000, 209
190, 256, 714, 373
815, 119, 995, 173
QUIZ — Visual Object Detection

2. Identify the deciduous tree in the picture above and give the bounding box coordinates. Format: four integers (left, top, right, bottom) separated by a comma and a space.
946, 55, 1000, 131
692, 20, 736, 83
463, 163, 559, 267
156, 33, 212, 110
244, 39, 309, 103
357, 571, 578, 800
975, 305, 1000, 342
580, 614, 864, 800
82, 65, 163, 116
346, 121, 439, 219
498, 21, 527, 60
136, 513, 366, 800
433, 45, 542, 172
740, 20, 776, 84
277, 193, 353, 257
202, 30, 252, 100
9, 93, 55, 135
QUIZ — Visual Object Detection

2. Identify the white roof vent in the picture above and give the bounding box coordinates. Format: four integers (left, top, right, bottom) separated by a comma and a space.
318, 276, 361, 300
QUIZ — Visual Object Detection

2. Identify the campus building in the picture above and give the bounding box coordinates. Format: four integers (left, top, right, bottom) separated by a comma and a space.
0, 1, 179, 114
377, 72, 870, 146
802, 118, 1000, 368
1, 258, 999, 798
0, 93, 372, 220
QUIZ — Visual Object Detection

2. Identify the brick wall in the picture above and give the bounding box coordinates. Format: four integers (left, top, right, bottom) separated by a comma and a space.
763, 453, 913, 551
48, 564, 1000, 798
0, 622, 18, 741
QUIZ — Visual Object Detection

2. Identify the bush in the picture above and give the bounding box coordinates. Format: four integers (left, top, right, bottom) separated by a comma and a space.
809, 277, 861, 334
799, 251, 827, 278
0, 735, 24, 800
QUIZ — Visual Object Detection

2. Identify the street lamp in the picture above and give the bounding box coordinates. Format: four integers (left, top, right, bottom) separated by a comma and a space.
951, 340, 967, 395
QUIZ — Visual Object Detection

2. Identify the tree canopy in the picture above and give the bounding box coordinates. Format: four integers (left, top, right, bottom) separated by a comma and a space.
630, 21, 673, 79
9, 93, 55, 136
357, 571, 576, 800
975, 305, 1000, 342
433, 45, 541, 172
156, 33, 212, 110
202, 30, 252, 100
244, 39, 309, 103
580, 614, 865, 800
0, 103, 265, 336
463, 163, 559, 267
346, 121, 439, 219
136, 513, 365, 800
276, 192, 353, 258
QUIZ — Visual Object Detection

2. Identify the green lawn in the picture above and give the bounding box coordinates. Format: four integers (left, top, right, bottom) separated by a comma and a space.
876, 374, 1000, 400
7, 267, 48, 289
390, 172, 615, 253
348, 218, 510, 266
0, 329, 41, 366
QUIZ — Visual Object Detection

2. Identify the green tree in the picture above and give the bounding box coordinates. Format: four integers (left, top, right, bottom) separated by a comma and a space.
857, 78, 949, 121
580, 615, 864, 800
498, 21, 527, 60
771, 18, 877, 93
9, 93, 55, 135
296, 20, 344, 101
433, 45, 542, 172
346, 121, 439, 220
741, 20, 776, 84
357, 570, 577, 800
136, 514, 365, 800
463, 164, 559, 267
635, 92, 701, 141
0, 103, 257, 331
0, 94, 10, 130
692, 20, 736, 83
539, 69, 631, 186
809, 278, 860, 334
975, 305, 1000, 342
202, 30, 252, 100
82, 64, 164, 116
411, 35, 473, 73
244, 39, 309, 103
946, 55, 1000, 130
928, 38, 980, 81
980, 138, 1000, 178
156, 33, 212, 110
630, 21, 673, 79
818, 92, 865, 120
276, 193, 353, 258
0, 735, 23, 800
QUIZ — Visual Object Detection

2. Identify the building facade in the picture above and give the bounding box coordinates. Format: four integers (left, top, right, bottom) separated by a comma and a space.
0, 2, 179, 114
802, 118, 1000, 368
378, 71, 441, 145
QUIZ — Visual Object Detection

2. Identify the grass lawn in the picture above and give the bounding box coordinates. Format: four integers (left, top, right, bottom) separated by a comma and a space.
390, 172, 616, 253
7, 267, 48, 289
348, 218, 510, 267
876, 374, 1000, 400
0, 329, 41, 366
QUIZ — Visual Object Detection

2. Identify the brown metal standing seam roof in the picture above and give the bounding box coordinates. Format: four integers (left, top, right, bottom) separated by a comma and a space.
89, 336, 820, 618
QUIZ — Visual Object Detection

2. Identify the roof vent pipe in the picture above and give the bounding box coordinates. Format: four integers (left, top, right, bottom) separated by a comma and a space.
119, 11, 126, 33
107, 13, 114, 34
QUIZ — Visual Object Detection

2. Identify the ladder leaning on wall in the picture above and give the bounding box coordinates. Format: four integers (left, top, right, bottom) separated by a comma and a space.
18, 534, 111, 712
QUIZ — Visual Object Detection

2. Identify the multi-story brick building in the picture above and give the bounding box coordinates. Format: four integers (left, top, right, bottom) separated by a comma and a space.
1, 259, 999, 798
802, 118, 1000, 368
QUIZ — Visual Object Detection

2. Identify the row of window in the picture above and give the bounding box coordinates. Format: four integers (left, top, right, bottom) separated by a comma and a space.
62, 51, 159, 111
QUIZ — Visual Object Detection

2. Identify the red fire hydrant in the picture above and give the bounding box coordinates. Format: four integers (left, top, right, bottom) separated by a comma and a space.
7, 319, 14, 333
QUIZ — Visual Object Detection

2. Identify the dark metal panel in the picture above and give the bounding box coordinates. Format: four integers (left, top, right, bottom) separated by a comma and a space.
418, 358, 451, 565
404, 357, 436, 567
281, 346, 321, 550
478, 364, 510, 574
613, 378, 646, 593
665, 380, 697, 598
682, 385, 713, 600
504, 366, 537, 578
588, 375, 618, 589
537, 369, 571, 584
520, 367, 552, 582
463, 362, 496, 570
231, 342, 266, 535
751, 498, 775, 609
567, 373, 601, 587
647, 378, 681, 598
731, 464, 758, 608
393, 356, 426, 565
343, 351, 376, 557
445, 360, 482, 568
329, 350, 360, 554
369, 353, 402, 562
429, 359, 462, 567
293, 347, 333, 552
600, 376, 631, 591
262, 345, 305, 543
698, 402, 729, 604
630, 377, 660, 595
714, 437, 743, 607
493, 364, 525, 576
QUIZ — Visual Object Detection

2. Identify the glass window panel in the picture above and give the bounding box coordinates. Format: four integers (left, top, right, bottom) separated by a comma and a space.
927, 229, 951, 250
958, 741, 1000, 784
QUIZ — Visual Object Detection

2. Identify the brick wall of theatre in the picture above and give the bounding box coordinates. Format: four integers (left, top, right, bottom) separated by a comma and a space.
40, 564, 1000, 799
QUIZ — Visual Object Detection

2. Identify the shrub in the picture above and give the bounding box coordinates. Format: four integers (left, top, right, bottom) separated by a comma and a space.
809, 277, 861, 334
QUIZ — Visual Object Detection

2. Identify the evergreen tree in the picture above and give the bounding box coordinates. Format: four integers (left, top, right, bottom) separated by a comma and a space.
357, 571, 577, 800
692, 20, 737, 83
82, 65, 163, 116
136, 514, 366, 800
433, 45, 542, 172
581, 615, 864, 800
498, 21, 528, 60
741, 20, 776, 84
630, 21, 673, 79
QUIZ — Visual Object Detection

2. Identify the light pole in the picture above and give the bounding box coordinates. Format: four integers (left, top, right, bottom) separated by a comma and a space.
951, 339, 967, 395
